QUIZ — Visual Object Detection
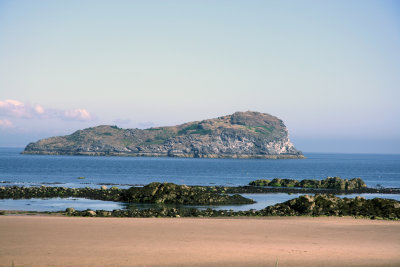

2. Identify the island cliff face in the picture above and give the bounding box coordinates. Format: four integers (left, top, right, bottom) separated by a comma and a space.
23, 111, 304, 159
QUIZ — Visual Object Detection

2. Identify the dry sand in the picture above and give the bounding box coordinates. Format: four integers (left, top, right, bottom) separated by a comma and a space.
1, 216, 399, 267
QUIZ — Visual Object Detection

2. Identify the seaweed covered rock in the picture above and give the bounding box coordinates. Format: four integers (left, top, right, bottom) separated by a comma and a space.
249, 177, 367, 190
343, 178, 366, 190
248, 179, 270, 186
121, 182, 254, 205
66, 206, 257, 218
64, 195, 400, 220
270, 178, 300, 187
0, 186, 123, 201
259, 194, 400, 219
299, 179, 322, 188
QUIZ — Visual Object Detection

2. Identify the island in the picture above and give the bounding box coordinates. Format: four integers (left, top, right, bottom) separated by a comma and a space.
22, 111, 304, 159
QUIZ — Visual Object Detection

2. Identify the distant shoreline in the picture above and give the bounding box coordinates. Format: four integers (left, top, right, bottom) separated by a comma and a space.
0, 147, 398, 155
21, 150, 306, 159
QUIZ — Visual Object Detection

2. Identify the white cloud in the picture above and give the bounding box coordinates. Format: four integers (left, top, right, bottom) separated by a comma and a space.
0, 99, 34, 118
34, 105, 45, 115
63, 109, 92, 121
0, 99, 94, 121
0, 119, 13, 128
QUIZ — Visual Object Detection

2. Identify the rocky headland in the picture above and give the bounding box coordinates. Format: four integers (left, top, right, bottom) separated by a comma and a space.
23, 111, 304, 159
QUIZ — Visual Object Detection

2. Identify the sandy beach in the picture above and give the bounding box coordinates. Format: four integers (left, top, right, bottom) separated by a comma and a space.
1, 216, 399, 267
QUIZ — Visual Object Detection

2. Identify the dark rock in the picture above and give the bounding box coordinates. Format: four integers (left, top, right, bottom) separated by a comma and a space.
249, 179, 270, 186
300, 179, 322, 188
249, 177, 367, 190
259, 194, 400, 219
121, 182, 255, 205
63, 194, 400, 220
65, 207, 75, 214
0, 186, 123, 201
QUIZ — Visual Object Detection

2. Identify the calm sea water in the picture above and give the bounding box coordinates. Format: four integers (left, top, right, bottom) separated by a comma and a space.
1, 148, 400, 188
1, 147, 400, 211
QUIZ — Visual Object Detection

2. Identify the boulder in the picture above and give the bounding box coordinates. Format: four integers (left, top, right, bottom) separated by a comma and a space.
249, 177, 367, 190
249, 179, 270, 186
260, 194, 400, 219
65, 207, 75, 215
86, 210, 96, 216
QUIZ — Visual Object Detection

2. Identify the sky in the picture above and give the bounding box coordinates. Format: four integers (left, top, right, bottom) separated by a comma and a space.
0, 0, 399, 153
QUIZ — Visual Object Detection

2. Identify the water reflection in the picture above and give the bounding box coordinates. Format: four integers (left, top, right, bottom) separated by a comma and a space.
0, 197, 125, 212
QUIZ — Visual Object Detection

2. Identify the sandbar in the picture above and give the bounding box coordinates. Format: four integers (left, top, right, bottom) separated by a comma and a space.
1, 216, 399, 266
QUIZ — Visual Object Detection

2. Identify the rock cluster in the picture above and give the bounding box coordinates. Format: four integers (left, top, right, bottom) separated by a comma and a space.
259, 194, 400, 219
64, 194, 400, 220
0, 183, 254, 205
122, 182, 254, 205
0, 186, 122, 201
3, 183, 399, 220
66, 207, 257, 218
249, 177, 367, 190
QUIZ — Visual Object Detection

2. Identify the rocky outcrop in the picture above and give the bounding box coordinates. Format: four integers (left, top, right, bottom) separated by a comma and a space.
64, 194, 400, 220
2, 185, 399, 220
122, 182, 254, 205
0, 183, 254, 205
0, 185, 123, 201
249, 177, 367, 190
259, 194, 400, 219
23, 111, 304, 159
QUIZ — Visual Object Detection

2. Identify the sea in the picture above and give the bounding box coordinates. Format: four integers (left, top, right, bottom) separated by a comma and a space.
1, 147, 400, 212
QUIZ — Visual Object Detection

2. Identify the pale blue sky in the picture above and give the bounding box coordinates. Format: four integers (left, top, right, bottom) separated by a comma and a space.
0, 0, 399, 153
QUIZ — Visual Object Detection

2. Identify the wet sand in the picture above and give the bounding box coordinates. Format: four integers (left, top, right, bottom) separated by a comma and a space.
1, 216, 399, 266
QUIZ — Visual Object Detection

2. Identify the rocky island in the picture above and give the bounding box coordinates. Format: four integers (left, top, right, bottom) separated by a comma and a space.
23, 111, 304, 159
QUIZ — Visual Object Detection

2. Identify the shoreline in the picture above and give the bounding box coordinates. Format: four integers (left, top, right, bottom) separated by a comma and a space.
1, 216, 399, 266
21, 150, 306, 159
2, 185, 400, 220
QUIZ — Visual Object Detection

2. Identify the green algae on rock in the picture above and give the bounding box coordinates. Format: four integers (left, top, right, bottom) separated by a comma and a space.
259, 194, 400, 219
249, 177, 367, 190
122, 182, 254, 205
0, 183, 254, 206
64, 194, 400, 220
